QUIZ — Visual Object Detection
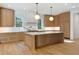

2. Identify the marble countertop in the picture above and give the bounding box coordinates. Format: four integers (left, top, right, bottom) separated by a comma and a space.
0, 27, 26, 33
25, 30, 63, 35
0, 27, 63, 35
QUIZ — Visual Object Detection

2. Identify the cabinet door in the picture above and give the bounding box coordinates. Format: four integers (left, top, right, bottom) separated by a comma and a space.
0, 8, 7, 26
36, 35, 49, 48
36, 34, 64, 48
6, 9, 14, 27
45, 34, 64, 45
44, 15, 55, 27
0, 9, 2, 26
59, 12, 70, 38
54, 15, 60, 27
24, 35, 36, 50
1, 8, 14, 27
64, 23, 70, 38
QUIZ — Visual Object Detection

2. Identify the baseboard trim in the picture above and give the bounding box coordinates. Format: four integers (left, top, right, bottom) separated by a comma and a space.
64, 37, 70, 39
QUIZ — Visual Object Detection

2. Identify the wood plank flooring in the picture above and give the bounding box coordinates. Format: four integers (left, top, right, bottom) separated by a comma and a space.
0, 39, 79, 55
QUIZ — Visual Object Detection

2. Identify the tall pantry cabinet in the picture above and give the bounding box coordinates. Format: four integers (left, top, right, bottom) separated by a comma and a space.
44, 12, 70, 39
0, 7, 14, 27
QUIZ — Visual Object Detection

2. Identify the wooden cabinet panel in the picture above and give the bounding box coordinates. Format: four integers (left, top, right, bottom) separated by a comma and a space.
59, 12, 70, 38
48, 34, 64, 44
36, 33, 64, 48
36, 35, 49, 47
44, 12, 70, 38
6, 9, 14, 27
64, 23, 70, 38
24, 34, 36, 50
44, 15, 55, 27
0, 7, 14, 27
0, 32, 24, 43
0, 9, 1, 26
54, 15, 60, 27
44, 15, 60, 27
24, 33, 64, 50
1, 9, 7, 26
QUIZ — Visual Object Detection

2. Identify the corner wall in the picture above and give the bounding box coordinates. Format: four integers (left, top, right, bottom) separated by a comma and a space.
70, 8, 79, 40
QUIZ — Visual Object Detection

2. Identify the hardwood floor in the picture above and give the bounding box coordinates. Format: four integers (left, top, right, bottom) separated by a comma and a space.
0, 39, 79, 55
0, 41, 32, 55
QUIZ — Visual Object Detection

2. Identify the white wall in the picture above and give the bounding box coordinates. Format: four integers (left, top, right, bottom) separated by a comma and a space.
73, 13, 79, 39
22, 10, 45, 29
70, 11, 74, 40
70, 7, 79, 40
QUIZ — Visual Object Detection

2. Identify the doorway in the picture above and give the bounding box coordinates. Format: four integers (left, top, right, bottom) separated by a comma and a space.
73, 13, 79, 39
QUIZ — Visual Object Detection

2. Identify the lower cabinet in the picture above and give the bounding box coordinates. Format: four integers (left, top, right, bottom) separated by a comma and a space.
36, 35, 49, 47
24, 33, 64, 50
24, 34, 36, 50
0, 32, 24, 43
36, 33, 64, 48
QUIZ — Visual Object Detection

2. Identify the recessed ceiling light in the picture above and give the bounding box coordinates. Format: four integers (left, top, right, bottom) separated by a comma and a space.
7, 4, 11, 8
71, 6, 76, 8
64, 3, 68, 6
24, 8, 26, 10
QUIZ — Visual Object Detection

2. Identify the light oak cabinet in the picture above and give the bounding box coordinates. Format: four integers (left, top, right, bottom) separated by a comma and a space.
59, 12, 70, 38
36, 33, 64, 48
44, 15, 55, 27
44, 15, 60, 27
44, 12, 70, 38
24, 33, 64, 50
0, 32, 25, 43
36, 35, 49, 47
0, 7, 14, 27
54, 15, 60, 27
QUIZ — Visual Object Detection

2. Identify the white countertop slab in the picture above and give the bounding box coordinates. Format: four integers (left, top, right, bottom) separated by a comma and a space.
25, 31, 63, 35
0, 27, 63, 35
0, 27, 26, 33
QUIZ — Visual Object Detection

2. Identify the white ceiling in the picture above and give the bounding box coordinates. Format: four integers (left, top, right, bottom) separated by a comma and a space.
1, 3, 79, 15
1, 3, 79, 21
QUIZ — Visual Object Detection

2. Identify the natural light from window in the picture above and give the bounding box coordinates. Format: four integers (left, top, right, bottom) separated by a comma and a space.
64, 40, 74, 43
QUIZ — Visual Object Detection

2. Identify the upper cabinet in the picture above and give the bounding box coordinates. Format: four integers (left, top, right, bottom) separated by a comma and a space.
0, 7, 14, 27
54, 15, 60, 27
44, 15, 55, 27
44, 15, 60, 27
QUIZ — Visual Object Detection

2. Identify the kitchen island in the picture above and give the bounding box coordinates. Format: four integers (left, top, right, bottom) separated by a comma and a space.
24, 31, 64, 50
0, 27, 64, 50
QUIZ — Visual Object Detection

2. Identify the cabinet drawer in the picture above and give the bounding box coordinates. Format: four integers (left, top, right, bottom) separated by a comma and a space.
0, 37, 9, 42
36, 33, 64, 48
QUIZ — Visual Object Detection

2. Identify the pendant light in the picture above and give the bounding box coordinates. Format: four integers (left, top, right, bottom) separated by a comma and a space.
35, 3, 40, 20
49, 6, 54, 21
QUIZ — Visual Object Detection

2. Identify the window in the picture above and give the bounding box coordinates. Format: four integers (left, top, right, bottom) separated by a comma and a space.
16, 17, 22, 27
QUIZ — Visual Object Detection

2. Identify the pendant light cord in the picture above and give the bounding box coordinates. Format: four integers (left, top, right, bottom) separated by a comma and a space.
36, 3, 38, 14
50, 6, 52, 16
